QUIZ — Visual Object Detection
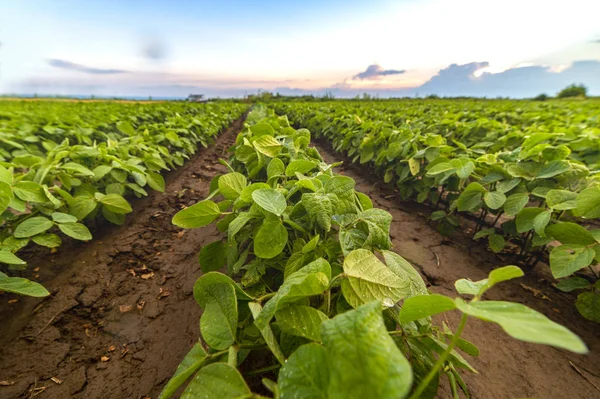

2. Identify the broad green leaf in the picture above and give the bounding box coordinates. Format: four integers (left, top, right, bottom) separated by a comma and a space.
456, 183, 485, 212
532, 210, 551, 237
255, 258, 330, 329
382, 250, 428, 298
276, 305, 328, 342
408, 158, 420, 176
267, 158, 285, 178
14, 217, 54, 238
321, 301, 413, 399
218, 172, 247, 200
455, 266, 523, 297
253, 134, 282, 157
252, 188, 287, 216
93, 165, 112, 180
278, 343, 329, 399
488, 234, 505, 253
146, 171, 165, 192
248, 302, 286, 365
0, 276, 49, 297
473, 227, 495, 240
575, 186, 600, 219
194, 274, 238, 350
455, 298, 587, 354
250, 122, 275, 136
555, 277, 591, 292
356, 191, 373, 210
503, 193, 529, 216
0, 251, 26, 265
0, 182, 12, 214
515, 207, 545, 233
426, 162, 454, 176
341, 249, 409, 308
399, 294, 457, 323
98, 193, 132, 214
0, 165, 12, 184
13, 181, 48, 203
32, 233, 62, 248
286, 160, 317, 177
302, 193, 335, 232
180, 363, 251, 399
172, 200, 222, 228
69, 196, 98, 220
537, 160, 569, 179
117, 121, 136, 135
302, 234, 320, 254
61, 162, 94, 177
58, 223, 92, 240
455, 279, 488, 296
549, 245, 595, 278
254, 220, 288, 259
198, 241, 227, 273
158, 344, 208, 399
576, 291, 600, 323
1, 237, 29, 252
484, 191, 506, 210
51, 212, 78, 223
546, 222, 596, 245
240, 182, 270, 203
546, 189, 577, 210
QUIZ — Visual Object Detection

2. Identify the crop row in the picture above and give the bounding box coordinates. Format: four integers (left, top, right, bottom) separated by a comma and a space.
273, 100, 600, 323
161, 106, 585, 399
0, 101, 247, 296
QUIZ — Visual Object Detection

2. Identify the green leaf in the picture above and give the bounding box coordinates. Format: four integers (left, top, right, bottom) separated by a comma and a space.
515, 207, 545, 233
13, 181, 48, 203
32, 233, 62, 248
172, 200, 222, 228
194, 273, 238, 350
198, 241, 227, 273
537, 160, 569, 179
286, 160, 317, 177
0, 251, 26, 265
575, 186, 600, 219
240, 182, 270, 203
248, 302, 286, 365
576, 291, 600, 323
399, 294, 457, 323
549, 244, 595, 278
455, 266, 523, 297
218, 172, 247, 200
276, 305, 328, 342
341, 249, 409, 308
146, 171, 165, 192
546, 222, 596, 245
455, 298, 588, 354
254, 258, 330, 329
555, 277, 591, 292
93, 165, 112, 180
69, 196, 98, 220
455, 279, 488, 296
302, 234, 320, 254
546, 189, 577, 210
278, 343, 329, 399
61, 162, 94, 176
117, 121, 135, 135
180, 363, 251, 399
503, 193, 529, 217
98, 193, 132, 214
267, 158, 285, 178
253, 134, 282, 157
382, 250, 428, 298
158, 344, 208, 399
426, 162, 454, 176
456, 183, 485, 212
0, 276, 49, 297
321, 301, 413, 399
302, 193, 335, 232
532, 210, 552, 237
408, 158, 420, 175
488, 234, 505, 253
254, 220, 288, 259
484, 191, 506, 210
51, 212, 78, 223
252, 188, 287, 216
58, 223, 92, 240
14, 217, 54, 238
250, 122, 275, 136
356, 191, 373, 210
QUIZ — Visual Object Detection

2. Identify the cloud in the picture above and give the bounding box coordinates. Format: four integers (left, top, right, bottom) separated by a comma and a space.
353, 64, 405, 80
47, 59, 128, 75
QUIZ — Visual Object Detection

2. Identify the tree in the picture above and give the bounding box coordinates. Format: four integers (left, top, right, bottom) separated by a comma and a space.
533, 93, 549, 101
557, 84, 587, 98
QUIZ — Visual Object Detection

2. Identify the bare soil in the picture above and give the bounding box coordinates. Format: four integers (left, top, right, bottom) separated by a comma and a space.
0, 116, 598, 399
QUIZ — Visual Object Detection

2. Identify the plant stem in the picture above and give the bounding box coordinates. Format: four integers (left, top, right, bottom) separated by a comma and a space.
244, 364, 281, 377
409, 314, 469, 399
324, 290, 331, 316
256, 292, 277, 303
228, 346, 238, 367
327, 273, 347, 289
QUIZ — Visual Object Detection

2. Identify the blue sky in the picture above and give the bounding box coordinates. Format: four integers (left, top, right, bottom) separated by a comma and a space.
1, 0, 600, 98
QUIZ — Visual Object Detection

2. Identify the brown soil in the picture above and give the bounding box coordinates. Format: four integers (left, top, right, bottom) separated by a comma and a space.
0, 115, 598, 399
316, 142, 600, 399
0, 115, 245, 399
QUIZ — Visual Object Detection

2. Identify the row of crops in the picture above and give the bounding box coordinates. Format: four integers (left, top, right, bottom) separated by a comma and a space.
0, 100, 247, 296
160, 106, 586, 399
273, 99, 600, 323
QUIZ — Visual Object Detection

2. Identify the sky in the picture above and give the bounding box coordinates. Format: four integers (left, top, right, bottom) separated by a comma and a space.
1, 0, 600, 98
